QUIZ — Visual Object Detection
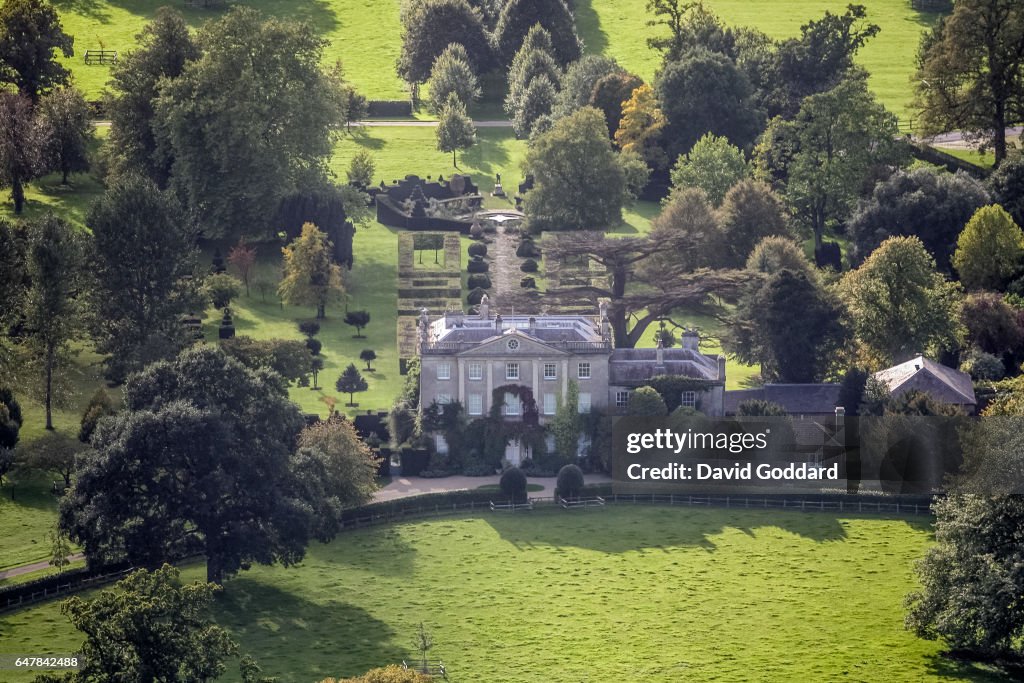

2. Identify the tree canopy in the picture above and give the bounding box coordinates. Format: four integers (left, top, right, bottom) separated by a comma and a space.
436, 92, 477, 166
669, 132, 747, 206
398, 0, 491, 84
278, 223, 346, 320
493, 0, 581, 66
952, 204, 1024, 291
0, 0, 74, 101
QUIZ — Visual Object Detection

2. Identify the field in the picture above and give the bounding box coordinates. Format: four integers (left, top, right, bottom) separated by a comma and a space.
0, 506, 1002, 682
53, 0, 938, 123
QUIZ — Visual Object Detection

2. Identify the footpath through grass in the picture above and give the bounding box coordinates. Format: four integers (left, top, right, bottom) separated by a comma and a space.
0, 506, 1004, 682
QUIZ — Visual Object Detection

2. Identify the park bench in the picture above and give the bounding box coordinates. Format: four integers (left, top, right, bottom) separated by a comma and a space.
83, 50, 117, 65
559, 496, 606, 510
489, 499, 533, 512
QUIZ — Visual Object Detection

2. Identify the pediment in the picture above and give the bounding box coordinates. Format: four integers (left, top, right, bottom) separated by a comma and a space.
455, 330, 571, 357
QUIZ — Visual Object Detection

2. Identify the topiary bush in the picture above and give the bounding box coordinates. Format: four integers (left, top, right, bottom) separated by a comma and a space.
468, 242, 487, 258
500, 466, 528, 503
520, 258, 539, 272
520, 277, 536, 289
470, 222, 485, 239
467, 273, 492, 290
467, 256, 489, 273
306, 338, 323, 356
466, 287, 487, 305
556, 464, 585, 499
516, 240, 541, 258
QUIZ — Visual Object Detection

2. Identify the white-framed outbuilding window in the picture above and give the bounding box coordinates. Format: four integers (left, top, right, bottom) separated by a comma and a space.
436, 362, 451, 380
615, 391, 630, 409
468, 362, 483, 380
578, 362, 591, 379
543, 363, 557, 380
681, 391, 697, 408
506, 362, 520, 380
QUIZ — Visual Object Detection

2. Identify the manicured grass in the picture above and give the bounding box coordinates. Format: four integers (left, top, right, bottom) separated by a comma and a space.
0, 507, 1004, 682
54, 0, 405, 100
579, 0, 942, 124
476, 483, 545, 492
0, 473, 65, 570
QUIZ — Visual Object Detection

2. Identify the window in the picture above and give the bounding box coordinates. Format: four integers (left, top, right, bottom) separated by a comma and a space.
506, 362, 520, 380
434, 434, 448, 454
543, 363, 557, 380
503, 393, 521, 416
578, 392, 591, 413
468, 362, 483, 381
681, 391, 696, 408
436, 393, 451, 405
578, 362, 591, 379
436, 362, 451, 380
543, 393, 556, 415
615, 391, 630, 409
468, 394, 483, 416
507, 338, 519, 351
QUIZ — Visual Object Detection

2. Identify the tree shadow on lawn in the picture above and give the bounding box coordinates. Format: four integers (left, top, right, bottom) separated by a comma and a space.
0, 477, 61, 512
921, 651, 1017, 682
304, 525, 419, 577
59, 0, 341, 33
217, 578, 403, 681
346, 128, 386, 151
573, 0, 610, 56
481, 507, 911, 554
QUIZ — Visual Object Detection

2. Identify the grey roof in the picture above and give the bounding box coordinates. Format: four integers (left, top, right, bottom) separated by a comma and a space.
873, 355, 976, 405
609, 348, 721, 384
724, 384, 842, 416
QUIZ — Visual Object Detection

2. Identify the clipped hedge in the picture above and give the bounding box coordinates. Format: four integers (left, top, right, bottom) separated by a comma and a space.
467, 257, 489, 273
520, 277, 536, 289
520, 258, 538, 272
467, 273, 492, 290
367, 100, 413, 117
516, 241, 541, 258
468, 243, 487, 258
467, 287, 488, 305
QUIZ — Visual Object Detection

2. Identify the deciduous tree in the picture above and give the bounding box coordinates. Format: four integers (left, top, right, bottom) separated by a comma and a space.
87, 174, 200, 382
717, 180, 790, 267
914, 0, 1024, 166
61, 346, 328, 584
614, 83, 667, 170
297, 414, 378, 510
0, 92, 44, 214
493, 0, 580, 66
588, 71, 643, 138
397, 0, 491, 84
838, 236, 963, 366
344, 310, 371, 337
435, 92, 477, 166
36, 86, 92, 184
347, 149, 375, 187
427, 43, 480, 114
227, 237, 257, 297
0, 0, 73, 102
23, 214, 83, 430
552, 55, 623, 120
279, 223, 346, 319
952, 205, 1024, 291
523, 107, 626, 232
24, 429, 78, 488
669, 132, 747, 206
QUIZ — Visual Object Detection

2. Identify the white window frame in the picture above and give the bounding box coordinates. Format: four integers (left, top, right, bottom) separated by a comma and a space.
436, 393, 451, 405
615, 391, 630, 409
681, 391, 696, 408
468, 362, 483, 381
468, 393, 483, 416
436, 362, 451, 380
435, 434, 448, 454
543, 363, 557, 380
506, 362, 520, 380
578, 392, 592, 413
503, 393, 521, 416
543, 393, 556, 415
578, 362, 591, 379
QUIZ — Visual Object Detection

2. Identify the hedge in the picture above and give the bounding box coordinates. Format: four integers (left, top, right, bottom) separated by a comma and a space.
467, 273, 492, 289
367, 100, 413, 117
467, 257, 489, 273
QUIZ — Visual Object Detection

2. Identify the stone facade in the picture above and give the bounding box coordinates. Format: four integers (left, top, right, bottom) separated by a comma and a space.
417, 301, 726, 461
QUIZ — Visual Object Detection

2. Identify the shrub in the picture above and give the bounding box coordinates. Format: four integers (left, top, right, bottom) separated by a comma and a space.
298, 320, 321, 338
469, 222, 485, 239
960, 348, 1005, 381
516, 240, 541, 258
468, 242, 487, 258
467, 256, 489, 273
815, 241, 842, 271
520, 277, 536, 288
306, 338, 323, 356
520, 258, 539, 272
463, 463, 497, 476
204, 272, 242, 309
556, 464, 585, 499
500, 466, 528, 502
467, 273, 492, 289
466, 287, 487, 305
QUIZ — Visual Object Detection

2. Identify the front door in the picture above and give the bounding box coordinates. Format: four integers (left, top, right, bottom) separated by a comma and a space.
504, 438, 521, 465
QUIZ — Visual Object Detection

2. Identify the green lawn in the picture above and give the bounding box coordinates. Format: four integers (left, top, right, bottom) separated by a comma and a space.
54, 0, 405, 101
580, 0, 941, 125
0, 506, 1004, 682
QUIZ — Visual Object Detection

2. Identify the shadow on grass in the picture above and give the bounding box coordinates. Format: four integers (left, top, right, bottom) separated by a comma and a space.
346, 128, 386, 151
217, 577, 403, 680
921, 651, 1016, 682
483, 506, 885, 554
53, 0, 110, 22
574, 0, 609, 55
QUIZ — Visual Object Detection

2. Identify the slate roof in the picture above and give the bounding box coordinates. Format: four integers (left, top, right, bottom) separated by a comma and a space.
872, 355, 976, 406
609, 348, 722, 384
724, 384, 842, 416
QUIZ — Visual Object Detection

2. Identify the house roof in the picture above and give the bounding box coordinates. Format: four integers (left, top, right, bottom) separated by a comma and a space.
872, 355, 976, 405
609, 348, 722, 384
724, 384, 842, 416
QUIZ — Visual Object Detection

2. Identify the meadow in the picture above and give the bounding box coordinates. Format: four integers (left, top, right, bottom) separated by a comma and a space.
53, 0, 938, 123
0, 506, 1001, 682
